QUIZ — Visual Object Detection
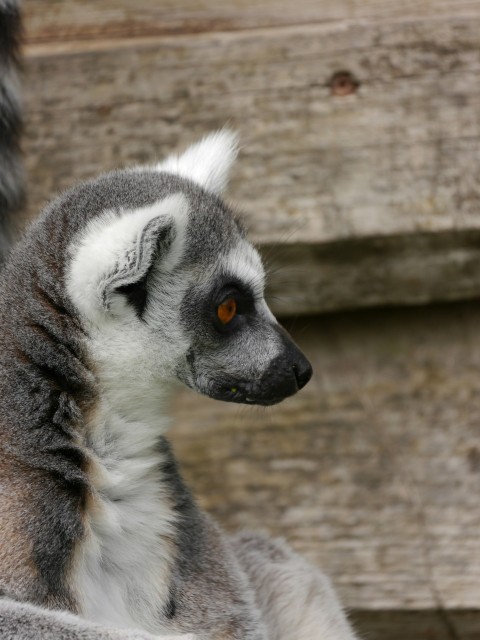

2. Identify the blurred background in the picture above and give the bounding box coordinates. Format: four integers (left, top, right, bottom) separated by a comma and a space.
20, 2, 480, 638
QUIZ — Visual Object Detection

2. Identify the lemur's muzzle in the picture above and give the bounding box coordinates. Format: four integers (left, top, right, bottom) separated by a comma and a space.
256, 324, 313, 404
216, 324, 313, 406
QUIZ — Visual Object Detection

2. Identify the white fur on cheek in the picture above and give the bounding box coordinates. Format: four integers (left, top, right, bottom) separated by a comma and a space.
156, 129, 238, 194
66, 193, 189, 325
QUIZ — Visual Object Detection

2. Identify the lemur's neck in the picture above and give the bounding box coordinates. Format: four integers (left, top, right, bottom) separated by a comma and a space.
86, 380, 173, 459
77, 373, 178, 630
85, 320, 178, 433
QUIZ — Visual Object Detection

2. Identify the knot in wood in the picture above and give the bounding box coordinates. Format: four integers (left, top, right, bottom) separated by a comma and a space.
328, 71, 359, 97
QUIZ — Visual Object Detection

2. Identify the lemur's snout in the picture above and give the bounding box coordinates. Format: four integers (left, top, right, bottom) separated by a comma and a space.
201, 322, 312, 407
264, 327, 312, 402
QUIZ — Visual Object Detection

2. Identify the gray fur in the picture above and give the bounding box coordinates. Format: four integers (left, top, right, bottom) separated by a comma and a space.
0, 599, 178, 640
0, 0, 24, 264
0, 152, 355, 638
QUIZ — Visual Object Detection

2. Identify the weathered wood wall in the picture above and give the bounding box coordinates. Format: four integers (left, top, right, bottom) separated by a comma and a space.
21, 1, 480, 315
20, 2, 480, 637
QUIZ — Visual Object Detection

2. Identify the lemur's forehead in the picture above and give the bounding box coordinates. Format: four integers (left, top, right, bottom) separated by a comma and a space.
221, 239, 266, 295
180, 193, 245, 265
179, 196, 265, 293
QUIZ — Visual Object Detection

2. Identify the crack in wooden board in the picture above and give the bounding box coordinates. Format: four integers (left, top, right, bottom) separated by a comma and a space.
22, 1, 480, 44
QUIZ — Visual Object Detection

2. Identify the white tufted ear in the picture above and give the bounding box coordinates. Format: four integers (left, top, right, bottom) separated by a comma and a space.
67, 193, 189, 321
157, 129, 239, 194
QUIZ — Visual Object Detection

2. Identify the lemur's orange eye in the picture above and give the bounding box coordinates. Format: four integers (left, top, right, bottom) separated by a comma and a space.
217, 298, 237, 324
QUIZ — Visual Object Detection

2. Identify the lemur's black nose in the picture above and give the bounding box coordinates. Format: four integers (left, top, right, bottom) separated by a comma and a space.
268, 324, 313, 398
293, 356, 313, 390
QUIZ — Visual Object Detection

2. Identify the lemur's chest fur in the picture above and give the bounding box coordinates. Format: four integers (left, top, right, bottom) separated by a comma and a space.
76, 400, 176, 631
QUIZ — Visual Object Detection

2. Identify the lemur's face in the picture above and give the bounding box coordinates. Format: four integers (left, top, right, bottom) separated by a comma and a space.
173, 226, 311, 406
68, 132, 311, 407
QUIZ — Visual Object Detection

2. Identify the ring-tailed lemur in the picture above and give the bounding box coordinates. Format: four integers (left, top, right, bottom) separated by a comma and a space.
0, 131, 358, 640
0, 3, 357, 638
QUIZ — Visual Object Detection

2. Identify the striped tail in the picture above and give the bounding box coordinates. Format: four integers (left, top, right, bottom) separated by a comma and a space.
0, 0, 24, 265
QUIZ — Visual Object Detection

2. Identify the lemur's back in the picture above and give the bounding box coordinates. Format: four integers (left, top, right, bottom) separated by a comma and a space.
0, 176, 124, 609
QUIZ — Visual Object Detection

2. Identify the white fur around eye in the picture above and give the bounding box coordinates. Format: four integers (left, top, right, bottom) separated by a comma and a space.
156, 129, 239, 195
224, 240, 266, 299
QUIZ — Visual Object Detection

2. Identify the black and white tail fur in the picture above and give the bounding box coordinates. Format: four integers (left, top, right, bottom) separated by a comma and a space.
0, 5, 357, 640
0, 0, 24, 264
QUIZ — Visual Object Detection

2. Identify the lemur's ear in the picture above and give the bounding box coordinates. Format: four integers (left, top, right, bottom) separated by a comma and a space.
68, 194, 189, 320
157, 129, 239, 194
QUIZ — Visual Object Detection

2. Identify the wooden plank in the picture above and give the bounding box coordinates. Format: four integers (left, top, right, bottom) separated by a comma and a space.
352, 610, 480, 640
20, 11, 480, 314
169, 301, 480, 619
22, 0, 480, 44
264, 232, 480, 315
21, 19, 480, 241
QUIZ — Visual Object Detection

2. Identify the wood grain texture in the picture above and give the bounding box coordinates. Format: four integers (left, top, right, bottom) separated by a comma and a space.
352, 610, 480, 640
264, 232, 480, 315
22, 0, 480, 44
20, 7, 480, 313
169, 302, 480, 619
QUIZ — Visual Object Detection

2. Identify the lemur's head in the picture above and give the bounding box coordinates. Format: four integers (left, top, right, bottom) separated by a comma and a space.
67, 132, 312, 407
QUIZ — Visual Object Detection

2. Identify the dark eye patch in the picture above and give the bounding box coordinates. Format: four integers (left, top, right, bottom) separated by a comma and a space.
211, 280, 256, 334
180, 274, 257, 340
